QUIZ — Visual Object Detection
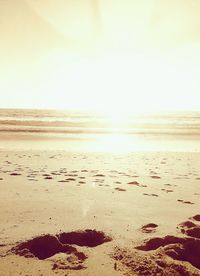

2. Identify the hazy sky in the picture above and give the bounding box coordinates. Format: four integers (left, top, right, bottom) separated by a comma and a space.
1, 0, 200, 113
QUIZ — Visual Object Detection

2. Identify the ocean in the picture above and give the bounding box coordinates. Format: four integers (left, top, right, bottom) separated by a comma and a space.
0, 108, 200, 152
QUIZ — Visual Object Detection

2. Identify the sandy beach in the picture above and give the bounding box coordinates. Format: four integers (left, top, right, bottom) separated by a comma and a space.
1, 0, 200, 274
0, 149, 200, 275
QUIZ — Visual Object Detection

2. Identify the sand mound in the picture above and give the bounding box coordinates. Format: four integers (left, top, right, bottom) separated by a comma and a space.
51, 252, 87, 271
112, 247, 194, 276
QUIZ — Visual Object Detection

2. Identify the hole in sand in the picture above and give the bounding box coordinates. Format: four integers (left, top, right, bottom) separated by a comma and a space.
12, 230, 112, 261
57, 229, 112, 247
12, 235, 77, 260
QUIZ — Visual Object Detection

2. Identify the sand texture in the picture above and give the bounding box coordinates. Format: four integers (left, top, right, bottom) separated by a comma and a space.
0, 150, 200, 275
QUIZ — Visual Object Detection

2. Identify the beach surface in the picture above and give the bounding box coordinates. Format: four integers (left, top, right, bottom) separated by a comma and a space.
0, 149, 200, 275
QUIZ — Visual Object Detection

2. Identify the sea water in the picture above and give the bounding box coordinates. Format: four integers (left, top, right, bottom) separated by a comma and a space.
0, 108, 200, 152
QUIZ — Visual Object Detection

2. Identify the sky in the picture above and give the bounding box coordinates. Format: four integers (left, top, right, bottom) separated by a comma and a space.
0, 0, 200, 113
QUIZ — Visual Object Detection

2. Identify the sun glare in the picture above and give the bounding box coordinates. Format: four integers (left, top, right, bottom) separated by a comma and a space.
38, 50, 161, 115
38, 47, 198, 118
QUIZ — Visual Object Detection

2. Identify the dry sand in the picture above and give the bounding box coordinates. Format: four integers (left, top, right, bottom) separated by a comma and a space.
0, 150, 200, 275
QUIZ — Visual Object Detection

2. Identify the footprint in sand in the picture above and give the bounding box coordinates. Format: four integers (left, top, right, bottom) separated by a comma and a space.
151, 176, 161, 179
133, 215, 200, 272
93, 174, 105, 177
65, 178, 76, 181
141, 223, 158, 233
115, 187, 126, 192
177, 199, 194, 204
51, 172, 61, 176
161, 189, 173, 193
10, 173, 21, 176
114, 181, 121, 185
135, 235, 200, 270
178, 220, 200, 239
143, 193, 158, 197
127, 181, 140, 186
44, 176, 53, 180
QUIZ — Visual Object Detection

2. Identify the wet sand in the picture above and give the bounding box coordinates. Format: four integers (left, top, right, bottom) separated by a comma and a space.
0, 150, 200, 275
